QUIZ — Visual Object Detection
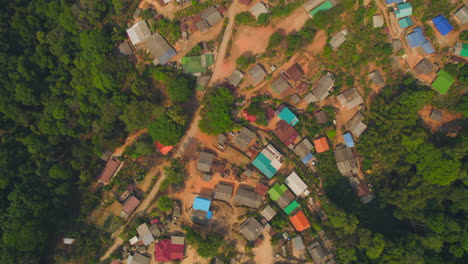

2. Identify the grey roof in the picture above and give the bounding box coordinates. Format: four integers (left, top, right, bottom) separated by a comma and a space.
232, 127, 256, 151
234, 188, 262, 208
133, 8, 142, 19
141, 32, 177, 65
314, 110, 329, 124
330, 29, 348, 50
250, 2, 269, 19
337, 88, 364, 109
304, 0, 324, 12
306, 73, 335, 103
131, 252, 150, 264
292, 236, 305, 250
430, 108, 443, 121
293, 139, 314, 159
117, 42, 133, 56
414, 58, 434, 75
347, 112, 367, 138
373, 14, 384, 28
335, 146, 358, 176
202, 173, 212, 182
226, 70, 244, 87
214, 184, 233, 202
136, 223, 154, 246
197, 152, 214, 172
218, 134, 227, 144
455, 6, 468, 24
240, 217, 263, 241
271, 76, 291, 94
149, 224, 161, 238
307, 242, 327, 264
260, 205, 277, 221
171, 236, 185, 245
249, 64, 267, 84
290, 94, 301, 105
201, 6, 223, 26
276, 190, 295, 209
391, 39, 402, 51
127, 21, 152, 45
197, 75, 210, 88
196, 20, 210, 32
369, 70, 385, 86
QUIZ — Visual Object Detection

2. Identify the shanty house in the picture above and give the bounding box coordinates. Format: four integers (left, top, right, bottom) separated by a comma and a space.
234, 187, 262, 208
249, 64, 267, 84
373, 14, 384, 28
429, 108, 443, 121
226, 70, 244, 87
120, 196, 140, 219
335, 146, 358, 176
369, 70, 385, 86
127, 21, 151, 45
214, 183, 233, 202
293, 138, 314, 164
285, 172, 310, 196
271, 76, 292, 95
201, 6, 223, 26
313, 137, 330, 153
347, 112, 367, 138
274, 120, 299, 147
432, 69, 455, 95
137, 223, 154, 246
260, 205, 277, 221
330, 29, 348, 50
454, 6, 468, 24
392, 39, 402, 51
98, 157, 122, 185
432, 15, 453, 36
307, 242, 327, 264
276, 105, 299, 126
232, 127, 256, 151
454, 42, 468, 57
292, 236, 305, 251
305, 72, 335, 103
240, 217, 263, 241
286, 63, 304, 81
394, 3, 412, 19
141, 32, 177, 65
252, 144, 283, 179
355, 182, 375, 204
337, 88, 364, 109
250, 2, 269, 19
290, 211, 310, 232
414, 58, 434, 75
314, 110, 329, 124
197, 151, 214, 173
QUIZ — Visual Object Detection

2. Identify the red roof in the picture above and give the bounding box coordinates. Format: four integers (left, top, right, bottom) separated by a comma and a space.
313, 137, 330, 153
356, 182, 371, 197
98, 158, 121, 184
289, 211, 310, 232
286, 63, 303, 81
155, 239, 184, 261
242, 109, 257, 123
156, 141, 174, 155
255, 183, 269, 196
274, 120, 299, 146
150, 218, 160, 225
122, 196, 140, 215
239, 0, 252, 5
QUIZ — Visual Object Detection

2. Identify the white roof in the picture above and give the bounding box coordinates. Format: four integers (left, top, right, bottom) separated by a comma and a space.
285, 172, 308, 196
63, 238, 75, 244
136, 223, 154, 246
129, 236, 139, 245
373, 14, 384, 28
127, 21, 151, 45
250, 2, 269, 19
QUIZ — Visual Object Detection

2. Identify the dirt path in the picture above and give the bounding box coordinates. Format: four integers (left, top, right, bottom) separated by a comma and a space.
253, 233, 274, 264
113, 129, 147, 156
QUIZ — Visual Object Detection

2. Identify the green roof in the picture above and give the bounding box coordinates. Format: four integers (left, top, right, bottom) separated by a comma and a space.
268, 183, 288, 201
310, 1, 333, 16
182, 54, 214, 74
432, 69, 455, 95
398, 17, 413, 28
458, 43, 468, 57
283, 200, 300, 215
395, 3, 412, 19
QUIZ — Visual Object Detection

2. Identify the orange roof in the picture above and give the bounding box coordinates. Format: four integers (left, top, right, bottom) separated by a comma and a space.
289, 211, 310, 232
156, 142, 174, 155
313, 137, 330, 153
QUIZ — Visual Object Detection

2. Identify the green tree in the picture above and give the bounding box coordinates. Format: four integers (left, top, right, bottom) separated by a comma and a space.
167, 75, 195, 103
198, 88, 234, 135
157, 195, 174, 211
148, 113, 184, 145
120, 100, 156, 133
366, 233, 386, 259
268, 32, 282, 49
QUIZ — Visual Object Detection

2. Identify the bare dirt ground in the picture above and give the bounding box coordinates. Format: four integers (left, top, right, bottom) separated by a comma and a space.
253, 233, 274, 264
418, 105, 463, 132
180, 246, 209, 264
139, 0, 184, 20
305, 30, 328, 55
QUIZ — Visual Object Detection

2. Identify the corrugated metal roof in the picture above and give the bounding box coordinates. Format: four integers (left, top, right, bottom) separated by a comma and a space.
284, 200, 300, 215
343, 133, 354, 148
289, 211, 310, 232
432, 69, 455, 94
432, 15, 453, 36
394, 3, 412, 19
285, 172, 308, 196
310, 1, 333, 16
398, 17, 413, 28
407, 27, 427, 48
277, 106, 299, 126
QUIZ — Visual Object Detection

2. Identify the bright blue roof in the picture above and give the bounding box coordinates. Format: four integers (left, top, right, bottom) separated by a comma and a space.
206, 211, 212, 219
301, 153, 314, 164
278, 107, 299, 126
343, 133, 355, 148
422, 42, 435, 54
432, 15, 453, 36
193, 197, 211, 212
253, 153, 278, 179
385, 0, 404, 3
407, 27, 427, 48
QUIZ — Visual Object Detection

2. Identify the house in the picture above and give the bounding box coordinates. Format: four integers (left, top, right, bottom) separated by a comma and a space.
304, 0, 324, 12
141, 33, 177, 65
394, 3, 412, 19
226, 70, 244, 87
392, 39, 402, 51
313, 137, 330, 153
454, 42, 468, 57
286, 63, 304, 81
137, 224, 154, 246
337, 88, 364, 109
133, 8, 142, 19
292, 236, 305, 251
197, 151, 214, 173
276, 105, 299, 126
268, 183, 296, 210
193, 197, 212, 212
355, 181, 375, 204
305, 72, 335, 103
250, 2, 269, 19
284, 200, 300, 215
129, 252, 150, 264
154, 236, 185, 261
234, 187, 262, 208
196, 20, 210, 32
454, 6, 468, 24
347, 112, 367, 138
432, 69, 455, 95
414, 58, 434, 75
249, 64, 267, 84
314, 110, 328, 124
260, 205, 277, 221
240, 217, 264, 241
295, 81, 309, 94
290, 211, 310, 232
252, 144, 283, 179
373, 14, 384, 28
310, 1, 333, 16
98, 157, 122, 185
255, 182, 269, 196
214, 183, 233, 202
369, 70, 385, 86
192, 197, 213, 223
432, 15, 453, 36
271, 76, 292, 95
274, 120, 299, 147
268, 183, 288, 201
120, 196, 140, 219
430, 108, 443, 121
150, 224, 161, 238
127, 21, 151, 45
307, 242, 327, 264
290, 94, 301, 105
343, 133, 354, 148
330, 29, 348, 50
285, 172, 310, 197
116, 42, 133, 56
239, 0, 252, 6
232, 127, 256, 151
335, 146, 358, 176
406, 27, 434, 54
201, 6, 223, 26
293, 139, 314, 164
182, 54, 215, 74
398, 17, 413, 29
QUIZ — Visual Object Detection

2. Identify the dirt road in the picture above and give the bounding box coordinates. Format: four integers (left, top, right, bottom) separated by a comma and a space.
253, 233, 274, 264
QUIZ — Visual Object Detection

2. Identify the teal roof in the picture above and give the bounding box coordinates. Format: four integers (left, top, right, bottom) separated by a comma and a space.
284, 200, 300, 215
278, 107, 299, 126
310, 1, 333, 16
398, 17, 413, 28
395, 3, 412, 19
457, 43, 468, 57
253, 153, 278, 179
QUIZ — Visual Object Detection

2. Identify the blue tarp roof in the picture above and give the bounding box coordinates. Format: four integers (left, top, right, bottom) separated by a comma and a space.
193, 197, 211, 212
301, 153, 314, 164
432, 15, 453, 36
385, 0, 404, 3
343, 133, 355, 148
206, 211, 212, 219
407, 27, 427, 48
422, 42, 435, 54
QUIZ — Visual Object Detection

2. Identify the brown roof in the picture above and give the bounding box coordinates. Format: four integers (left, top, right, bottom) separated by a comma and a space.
429, 108, 443, 121
295, 81, 309, 94
314, 110, 328, 124
414, 59, 434, 75
286, 63, 304, 81
122, 196, 140, 215
239, 0, 252, 5
274, 120, 299, 147
356, 182, 371, 197
98, 158, 121, 184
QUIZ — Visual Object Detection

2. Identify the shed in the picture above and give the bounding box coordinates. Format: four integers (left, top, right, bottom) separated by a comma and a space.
313, 137, 330, 153
196, 20, 210, 32
250, 2, 269, 19
197, 152, 214, 172
432, 15, 453, 36
335, 146, 358, 176
293, 138, 314, 160
127, 21, 151, 45
285, 172, 309, 197
268, 184, 288, 201
343, 133, 354, 148
284, 200, 300, 215
289, 211, 310, 232
347, 112, 367, 138
337, 88, 364, 109
369, 70, 385, 86
306, 72, 335, 103
398, 17, 413, 29
226, 70, 244, 87
429, 108, 443, 122
232, 127, 256, 151
414, 59, 434, 75
432, 69, 455, 95
395, 3, 412, 19
240, 217, 263, 241
314, 110, 329, 124
98, 157, 122, 185
271, 76, 292, 95
391, 39, 402, 51
454, 6, 468, 24
260, 205, 277, 221
276, 105, 299, 126
307, 242, 327, 264
201, 6, 223, 26
131, 252, 150, 264
292, 236, 305, 251
141, 32, 177, 65
310, 1, 333, 16
136, 224, 154, 246
214, 184, 233, 202
454, 42, 468, 57
249, 64, 267, 84
234, 187, 262, 208
202, 173, 212, 182
274, 120, 299, 147
373, 14, 384, 28
286, 63, 304, 81
330, 29, 348, 50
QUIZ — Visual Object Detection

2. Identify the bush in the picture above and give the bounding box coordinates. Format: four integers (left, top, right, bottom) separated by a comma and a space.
235, 12, 255, 25
167, 75, 195, 103
268, 31, 282, 49
157, 195, 174, 212
236, 56, 254, 70
257, 14, 270, 25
